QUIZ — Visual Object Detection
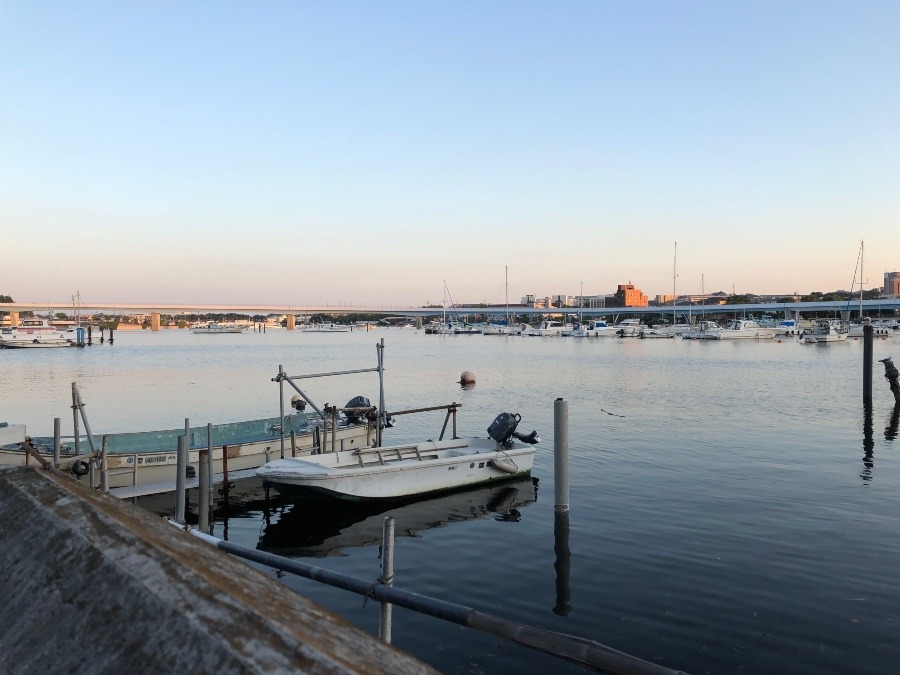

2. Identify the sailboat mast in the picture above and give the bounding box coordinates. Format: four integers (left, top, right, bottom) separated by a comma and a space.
505, 266, 509, 325
860, 240, 864, 319
673, 242, 677, 326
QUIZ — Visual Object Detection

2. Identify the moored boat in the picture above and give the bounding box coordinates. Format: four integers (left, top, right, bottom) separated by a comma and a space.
191, 322, 246, 334
801, 319, 850, 344
257, 412, 540, 500
614, 318, 643, 337
716, 319, 777, 340
0, 318, 80, 348
569, 320, 617, 337
526, 320, 572, 337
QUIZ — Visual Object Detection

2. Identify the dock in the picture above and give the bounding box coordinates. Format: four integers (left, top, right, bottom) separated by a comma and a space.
0, 465, 433, 674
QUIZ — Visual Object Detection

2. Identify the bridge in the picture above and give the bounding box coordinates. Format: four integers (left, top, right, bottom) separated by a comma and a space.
2, 298, 899, 323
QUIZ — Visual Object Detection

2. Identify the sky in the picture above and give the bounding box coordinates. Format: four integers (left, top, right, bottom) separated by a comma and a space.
2, 1, 899, 307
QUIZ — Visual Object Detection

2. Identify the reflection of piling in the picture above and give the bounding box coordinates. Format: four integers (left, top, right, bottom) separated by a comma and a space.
879, 357, 900, 404
553, 511, 571, 616
554, 398, 569, 512
379, 516, 395, 644
863, 325, 874, 404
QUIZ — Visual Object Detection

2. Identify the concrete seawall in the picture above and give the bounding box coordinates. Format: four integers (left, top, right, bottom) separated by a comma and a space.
0, 466, 434, 674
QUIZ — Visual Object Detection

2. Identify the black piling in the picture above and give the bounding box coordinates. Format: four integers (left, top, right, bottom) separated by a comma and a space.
108, 327, 114, 345
863, 324, 874, 404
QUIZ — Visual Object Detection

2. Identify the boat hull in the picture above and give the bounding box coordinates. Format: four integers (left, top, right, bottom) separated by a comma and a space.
258, 439, 536, 500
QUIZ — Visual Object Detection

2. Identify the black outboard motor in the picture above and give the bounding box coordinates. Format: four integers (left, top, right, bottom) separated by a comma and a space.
488, 413, 541, 448
343, 395, 371, 424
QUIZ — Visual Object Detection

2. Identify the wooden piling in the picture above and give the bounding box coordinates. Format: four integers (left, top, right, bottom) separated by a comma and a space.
863, 324, 874, 404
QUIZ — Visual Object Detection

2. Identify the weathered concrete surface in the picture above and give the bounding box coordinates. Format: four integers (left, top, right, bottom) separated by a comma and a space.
0, 466, 436, 674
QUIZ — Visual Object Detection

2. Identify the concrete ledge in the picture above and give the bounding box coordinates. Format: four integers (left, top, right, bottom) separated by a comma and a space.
0, 466, 434, 674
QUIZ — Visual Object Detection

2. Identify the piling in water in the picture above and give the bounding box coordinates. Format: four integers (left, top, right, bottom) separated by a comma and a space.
864, 324, 874, 404
554, 398, 569, 512
379, 516, 395, 643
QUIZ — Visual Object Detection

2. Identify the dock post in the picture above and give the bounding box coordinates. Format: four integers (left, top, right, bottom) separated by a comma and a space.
53, 418, 61, 468
206, 424, 214, 533
199, 449, 210, 533
554, 398, 569, 512
100, 435, 109, 493
175, 435, 187, 524
880, 357, 900, 404
379, 516, 395, 644
864, 324, 874, 404
71, 383, 80, 456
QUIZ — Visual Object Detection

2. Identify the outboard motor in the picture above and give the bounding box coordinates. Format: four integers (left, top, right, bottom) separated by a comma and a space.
343, 395, 371, 424
488, 413, 541, 448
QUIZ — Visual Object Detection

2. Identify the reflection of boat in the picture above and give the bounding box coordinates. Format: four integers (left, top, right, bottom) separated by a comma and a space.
190, 322, 246, 334
258, 477, 538, 558
258, 412, 540, 500
0, 318, 79, 348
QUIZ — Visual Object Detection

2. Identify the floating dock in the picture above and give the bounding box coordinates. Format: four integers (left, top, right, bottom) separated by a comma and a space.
0, 465, 433, 674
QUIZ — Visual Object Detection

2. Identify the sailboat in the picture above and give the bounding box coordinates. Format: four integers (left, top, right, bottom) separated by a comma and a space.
484, 267, 524, 335
641, 243, 681, 338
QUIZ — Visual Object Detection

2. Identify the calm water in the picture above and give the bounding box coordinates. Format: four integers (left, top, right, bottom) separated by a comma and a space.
4, 328, 900, 674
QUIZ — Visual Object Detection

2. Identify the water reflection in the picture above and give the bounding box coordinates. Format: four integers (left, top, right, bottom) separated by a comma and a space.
885, 403, 900, 441
553, 511, 571, 616
258, 478, 538, 558
862, 403, 874, 483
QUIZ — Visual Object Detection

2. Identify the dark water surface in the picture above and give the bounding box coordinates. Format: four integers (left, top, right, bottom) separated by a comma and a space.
5, 328, 900, 673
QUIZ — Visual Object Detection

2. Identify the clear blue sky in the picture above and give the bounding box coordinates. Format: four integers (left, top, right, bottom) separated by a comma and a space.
2, 2, 898, 306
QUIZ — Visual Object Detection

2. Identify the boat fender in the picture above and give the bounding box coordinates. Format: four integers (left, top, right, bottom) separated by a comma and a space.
186, 465, 196, 479
71, 460, 90, 476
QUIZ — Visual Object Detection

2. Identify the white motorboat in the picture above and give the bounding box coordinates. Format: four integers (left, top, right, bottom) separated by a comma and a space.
801, 319, 849, 344
773, 319, 802, 337
482, 323, 526, 336
614, 318, 643, 337
258, 412, 540, 500
526, 320, 572, 336
569, 320, 617, 337
302, 323, 351, 333
191, 322, 246, 334
0, 318, 79, 348
639, 326, 676, 339
682, 320, 721, 340
849, 319, 900, 339
715, 319, 778, 340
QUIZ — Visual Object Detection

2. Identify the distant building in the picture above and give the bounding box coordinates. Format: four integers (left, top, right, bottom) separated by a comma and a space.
656, 294, 676, 305
885, 272, 900, 297
613, 283, 648, 307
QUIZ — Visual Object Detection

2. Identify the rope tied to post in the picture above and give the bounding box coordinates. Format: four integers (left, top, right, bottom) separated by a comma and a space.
362, 573, 395, 607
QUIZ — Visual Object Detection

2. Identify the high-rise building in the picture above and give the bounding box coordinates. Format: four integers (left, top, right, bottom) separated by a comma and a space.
614, 283, 649, 307
885, 272, 900, 297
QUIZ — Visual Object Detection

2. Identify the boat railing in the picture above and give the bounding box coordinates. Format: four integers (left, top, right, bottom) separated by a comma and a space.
384, 402, 462, 441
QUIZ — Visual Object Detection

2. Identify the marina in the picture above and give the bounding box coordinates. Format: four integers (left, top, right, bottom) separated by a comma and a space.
4, 327, 900, 673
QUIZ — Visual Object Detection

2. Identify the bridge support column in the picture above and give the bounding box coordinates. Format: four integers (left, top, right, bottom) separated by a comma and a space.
7, 311, 19, 327
150, 313, 161, 331
286, 314, 296, 330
